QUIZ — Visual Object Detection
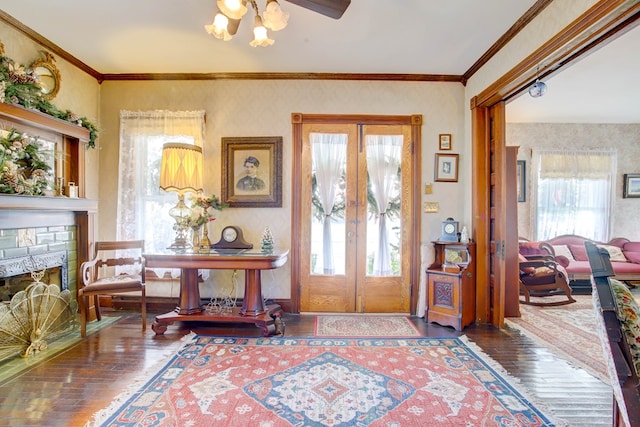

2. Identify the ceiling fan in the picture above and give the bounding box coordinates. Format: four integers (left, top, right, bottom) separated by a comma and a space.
284, 0, 351, 19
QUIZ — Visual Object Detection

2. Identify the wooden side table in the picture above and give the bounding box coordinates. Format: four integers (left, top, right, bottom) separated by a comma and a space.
144, 249, 288, 336
425, 241, 475, 330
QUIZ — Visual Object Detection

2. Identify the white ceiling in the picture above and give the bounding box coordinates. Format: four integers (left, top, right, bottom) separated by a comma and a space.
0, 0, 638, 123
507, 25, 640, 124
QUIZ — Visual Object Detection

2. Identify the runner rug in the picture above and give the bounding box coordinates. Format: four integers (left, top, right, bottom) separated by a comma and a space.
505, 295, 608, 383
86, 334, 562, 426
314, 315, 422, 338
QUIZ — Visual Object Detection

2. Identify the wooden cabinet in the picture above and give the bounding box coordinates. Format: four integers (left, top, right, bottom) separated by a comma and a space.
425, 241, 476, 330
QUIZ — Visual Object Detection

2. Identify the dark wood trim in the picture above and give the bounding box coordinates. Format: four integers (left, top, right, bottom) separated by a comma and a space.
471, 106, 490, 324
100, 72, 463, 82
462, 0, 554, 85
409, 115, 422, 314
0, 10, 102, 81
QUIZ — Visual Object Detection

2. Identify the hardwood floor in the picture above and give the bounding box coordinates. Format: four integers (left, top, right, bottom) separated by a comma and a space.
0, 309, 613, 427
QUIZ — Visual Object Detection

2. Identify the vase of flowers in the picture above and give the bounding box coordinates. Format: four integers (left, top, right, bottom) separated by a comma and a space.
186, 193, 226, 251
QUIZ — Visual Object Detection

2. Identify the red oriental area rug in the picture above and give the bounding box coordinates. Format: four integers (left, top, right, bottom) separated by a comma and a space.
314, 315, 422, 338
87, 335, 562, 426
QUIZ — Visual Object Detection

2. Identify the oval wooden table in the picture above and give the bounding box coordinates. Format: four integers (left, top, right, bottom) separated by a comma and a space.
144, 248, 288, 336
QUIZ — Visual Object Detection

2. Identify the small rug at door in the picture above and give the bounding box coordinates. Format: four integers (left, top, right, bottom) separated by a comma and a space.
505, 295, 608, 383
86, 334, 564, 427
314, 315, 422, 337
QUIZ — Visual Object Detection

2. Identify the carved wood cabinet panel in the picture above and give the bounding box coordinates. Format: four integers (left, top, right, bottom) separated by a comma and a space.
425, 241, 476, 331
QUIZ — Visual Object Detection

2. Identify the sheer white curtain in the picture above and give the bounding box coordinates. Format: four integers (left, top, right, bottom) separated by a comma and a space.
311, 132, 347, 274
366, 134, 402, 276
532, 148, 616, 241
118, 110, 205, 277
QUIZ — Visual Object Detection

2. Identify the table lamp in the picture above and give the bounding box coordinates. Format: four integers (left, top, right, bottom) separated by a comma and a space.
159, 143, 203, 251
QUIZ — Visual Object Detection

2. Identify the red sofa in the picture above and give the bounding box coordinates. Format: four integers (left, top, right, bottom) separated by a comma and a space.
519, 234, 640, 284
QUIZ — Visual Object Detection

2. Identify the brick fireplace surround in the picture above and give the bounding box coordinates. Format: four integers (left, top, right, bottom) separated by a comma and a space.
0, 195, 97, 302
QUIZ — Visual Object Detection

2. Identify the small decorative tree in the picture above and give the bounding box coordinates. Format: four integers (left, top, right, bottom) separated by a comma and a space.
261, 226, 274, 253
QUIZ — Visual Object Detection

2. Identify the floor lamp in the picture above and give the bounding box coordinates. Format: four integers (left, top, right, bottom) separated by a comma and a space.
159, 143, 203, 251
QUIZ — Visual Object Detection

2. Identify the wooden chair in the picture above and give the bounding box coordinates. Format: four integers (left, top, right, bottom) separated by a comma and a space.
518, 254, 576, 306
79, 240, 146, 337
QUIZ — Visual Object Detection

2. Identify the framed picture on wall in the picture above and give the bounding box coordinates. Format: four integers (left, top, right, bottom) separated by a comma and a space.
221, 136, 283, 207
623, 173, 640, 198
435, 153, 459, 182
517, 160, 526, 202
439, 134, 452, 150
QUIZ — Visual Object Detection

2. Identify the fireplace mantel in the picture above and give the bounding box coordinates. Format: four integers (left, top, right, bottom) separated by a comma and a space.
0, 194, 97, 212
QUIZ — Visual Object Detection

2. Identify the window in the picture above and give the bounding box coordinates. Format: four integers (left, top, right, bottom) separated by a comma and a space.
532, 149, 616, 241
117, 111, 205, 269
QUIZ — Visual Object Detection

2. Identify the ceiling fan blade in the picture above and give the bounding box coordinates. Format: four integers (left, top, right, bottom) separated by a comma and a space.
284, 0, 351, 19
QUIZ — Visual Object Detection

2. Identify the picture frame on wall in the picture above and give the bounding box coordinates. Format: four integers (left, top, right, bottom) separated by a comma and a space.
438, 134, 452, 150
623, 173, 640, 198
517, 160, 526, 202
221, 136, 283, 207
435, 153, 459, 182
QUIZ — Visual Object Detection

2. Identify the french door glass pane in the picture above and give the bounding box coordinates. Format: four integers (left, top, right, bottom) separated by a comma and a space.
309, 132, 347, 276
365, 134, 402, 277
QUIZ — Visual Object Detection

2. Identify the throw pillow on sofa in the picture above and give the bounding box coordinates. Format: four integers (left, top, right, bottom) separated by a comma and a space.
598, 245, 628, 262
552, 245, 575, 261
569, 244, 589, 261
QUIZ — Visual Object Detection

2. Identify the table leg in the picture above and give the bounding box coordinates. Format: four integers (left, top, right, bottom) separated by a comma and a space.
241, 269, 266, 316
177, 268, 202, 314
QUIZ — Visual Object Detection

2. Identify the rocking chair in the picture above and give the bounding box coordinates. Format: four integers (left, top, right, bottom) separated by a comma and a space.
519, 254, 576, 306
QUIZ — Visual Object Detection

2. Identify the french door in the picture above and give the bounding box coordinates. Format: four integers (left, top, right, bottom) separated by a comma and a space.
298, 122, 414, 313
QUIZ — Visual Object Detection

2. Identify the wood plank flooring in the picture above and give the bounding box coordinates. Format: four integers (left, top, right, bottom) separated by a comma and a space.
0, 310, 613, 427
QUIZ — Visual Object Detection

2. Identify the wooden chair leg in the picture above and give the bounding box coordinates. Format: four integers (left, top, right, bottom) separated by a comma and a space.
93, 294, 102, 321
141, 287, 147, 331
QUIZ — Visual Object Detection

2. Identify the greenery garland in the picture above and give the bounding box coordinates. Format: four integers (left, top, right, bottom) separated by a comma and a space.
311, 168, 401, 222
0, 128, 53, 195
0, 52, 99, 149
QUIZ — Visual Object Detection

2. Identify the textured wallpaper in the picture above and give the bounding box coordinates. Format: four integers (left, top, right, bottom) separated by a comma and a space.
507, 123, 640, 241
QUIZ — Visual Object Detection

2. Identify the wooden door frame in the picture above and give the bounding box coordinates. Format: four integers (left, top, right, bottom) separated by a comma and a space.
291, 113, 422, 314
471, 0, 640, 325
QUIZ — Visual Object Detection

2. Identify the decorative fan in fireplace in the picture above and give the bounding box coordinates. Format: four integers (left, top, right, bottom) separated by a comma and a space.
0, 270, 78, 361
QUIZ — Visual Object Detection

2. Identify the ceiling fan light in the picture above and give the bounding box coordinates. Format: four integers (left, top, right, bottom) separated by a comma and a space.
205, 12, 233, 41
250, 15, 274, 47
263, 0, 289, 31
217, 0, 248, 20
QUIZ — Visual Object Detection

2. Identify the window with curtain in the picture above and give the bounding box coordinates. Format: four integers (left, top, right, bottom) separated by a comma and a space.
117, 110, 205, 275
532, 149, 616, 241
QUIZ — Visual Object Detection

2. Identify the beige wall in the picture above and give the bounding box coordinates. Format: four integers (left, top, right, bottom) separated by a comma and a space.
0, 0, 623, 300
0, 23, 101, 199
507, 123, 640, 241
99, 79, 466, 298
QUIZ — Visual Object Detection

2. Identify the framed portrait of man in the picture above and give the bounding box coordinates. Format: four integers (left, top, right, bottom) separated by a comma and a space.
222, 136, 283, 207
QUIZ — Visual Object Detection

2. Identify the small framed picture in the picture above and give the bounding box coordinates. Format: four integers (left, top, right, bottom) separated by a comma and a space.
623, 173, 640, 198
221, 136, 283, 207
438, 134, 452, 150
517, 160, 526, 202
435, 153, 459, 182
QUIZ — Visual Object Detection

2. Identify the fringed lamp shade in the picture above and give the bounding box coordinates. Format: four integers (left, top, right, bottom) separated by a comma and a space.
160, 143, 204, 251
159, 143, 203, 194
